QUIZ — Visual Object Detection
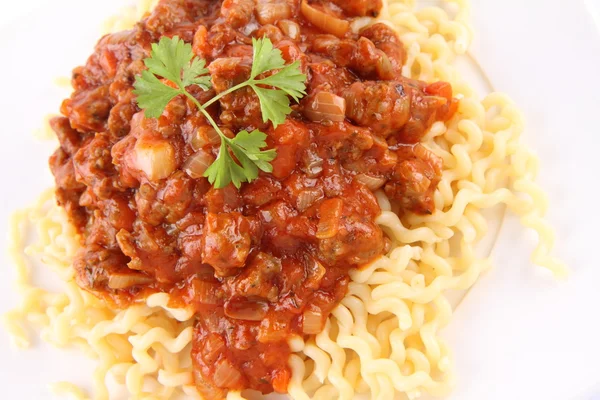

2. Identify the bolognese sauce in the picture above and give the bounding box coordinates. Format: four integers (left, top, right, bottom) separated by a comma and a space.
49, 0, 457, 397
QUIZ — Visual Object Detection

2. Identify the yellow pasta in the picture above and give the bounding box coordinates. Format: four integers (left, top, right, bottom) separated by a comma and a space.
2, 0, 564, 399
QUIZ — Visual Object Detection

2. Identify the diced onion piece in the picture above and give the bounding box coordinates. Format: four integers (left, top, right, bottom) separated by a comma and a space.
296, 189, 322, 211
304, 91, 346, 123
376, 53, 394, 80
301, 0, 349, 38
193, 370, 227, 400
422, 96, 448, 109
202, 333, 226, 364
350, 17, 374, 34
258, 315, 289, 343
224, 298, 268, 321
213, 358, 244, 388
191, 126, 220, 151
191, 279, 220, 305
184, 150, 215, 179
316, 198, 343, 239
356, 173, 387, 191
256, 1, 292, 25
108, 273, 153, 289
302, 310, 323, 334
277, 19, 301, 40
134, 139, 176, 181
305, 258, 325, 289
301, 149, 324, 178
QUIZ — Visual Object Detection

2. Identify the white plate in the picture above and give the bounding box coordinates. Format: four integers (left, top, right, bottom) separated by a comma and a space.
1, 1, 600, 399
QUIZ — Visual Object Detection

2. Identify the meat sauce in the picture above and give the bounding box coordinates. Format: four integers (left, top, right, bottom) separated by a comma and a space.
48, 0, 457, 397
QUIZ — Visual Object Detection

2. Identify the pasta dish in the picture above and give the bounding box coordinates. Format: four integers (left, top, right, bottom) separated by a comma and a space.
3, 0, 565, 399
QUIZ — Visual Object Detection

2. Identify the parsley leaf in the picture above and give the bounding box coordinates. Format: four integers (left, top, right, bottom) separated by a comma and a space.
231, 130, 276, 173
247, 38, 307, 127
250, 37, 286, 78
252, 87, 294, 127
133, 36, 307, 189
133, 70, 181, 118
133, 36, 212, 118
205, 130, 276, 189
182, 58, 211, 89
143, 36, 193, 87
256, 61, 306, 102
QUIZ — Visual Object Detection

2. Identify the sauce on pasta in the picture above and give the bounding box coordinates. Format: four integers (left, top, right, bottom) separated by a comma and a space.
48, 0, 457, 397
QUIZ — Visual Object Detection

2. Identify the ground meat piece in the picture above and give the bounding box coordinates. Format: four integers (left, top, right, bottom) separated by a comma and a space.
317, 207, 385, 266
50, 117, 82, 155
74, 246, 131, 293
266, 119, 310, 179
305, 60, 355, 95
61, 85, 112, 133
135, 171, 194, 225
228, 252, 282, 302
204, 185, 243, 213
384, 144, 442, 214
209, 57, 264, 130
311, 35, 394, 80
393, 80, 458, 143
254, 24, 284, 43
343, 81, 411, 137
176, 212, 206, 262
202, 212, 253, 276
73, 133, 117, 199
360, 23, 407, 76
108, 101, 137, 139
221, 0, 256, 28
49, 148, 85, 191
314, 121, 374, 161
255, 0, 292, 25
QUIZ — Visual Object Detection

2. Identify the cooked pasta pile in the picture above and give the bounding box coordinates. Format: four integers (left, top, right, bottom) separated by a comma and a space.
3, 0, 565, 399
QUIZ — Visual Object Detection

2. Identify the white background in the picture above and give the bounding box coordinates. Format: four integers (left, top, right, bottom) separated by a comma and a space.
1, 1, 600, 399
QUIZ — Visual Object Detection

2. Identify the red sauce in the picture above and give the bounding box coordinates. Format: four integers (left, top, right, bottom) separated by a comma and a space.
48, 0, 457, 398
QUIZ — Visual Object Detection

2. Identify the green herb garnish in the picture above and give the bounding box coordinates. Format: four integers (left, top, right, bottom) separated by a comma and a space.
133, 36, 306, 188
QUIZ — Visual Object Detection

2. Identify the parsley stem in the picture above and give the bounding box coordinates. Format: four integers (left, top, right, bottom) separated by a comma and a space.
181, 90, 231, 143
199, 81, 254, 110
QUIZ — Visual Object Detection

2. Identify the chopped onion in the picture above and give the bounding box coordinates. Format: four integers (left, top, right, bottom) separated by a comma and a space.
304, 91, 346, 123
213, 358, 244, 388
355, 173, 387, 191
108, 273, 152, 289
193, 370, 227, 400
202, 333, 226, 364
224, 298, 268, 321
191, 126, 220, 151
301, 149, 324, 178
256, 0, 292, 25
191, 279, 220, 305
376, 53, 394, 80
350, 17, 374, 34
184, 150, 215, 179
257, 315, 289, 343
302, 310, 323, 334
305, 258, 325, 289
316, 198, 343, 239
277, 19, 301, 40
301, 0, 349, 38
296, 189, 322, 211
134, 139, 176, 181
422, 95, 448, 109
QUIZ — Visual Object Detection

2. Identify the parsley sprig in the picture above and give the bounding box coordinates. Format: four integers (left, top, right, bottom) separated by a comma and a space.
133, 36, 306, 188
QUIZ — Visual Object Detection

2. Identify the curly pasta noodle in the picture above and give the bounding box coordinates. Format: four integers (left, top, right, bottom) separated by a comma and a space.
3, 0, 565, 399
